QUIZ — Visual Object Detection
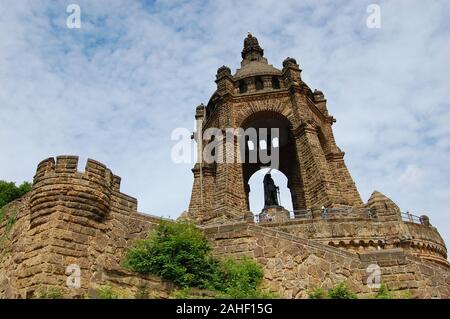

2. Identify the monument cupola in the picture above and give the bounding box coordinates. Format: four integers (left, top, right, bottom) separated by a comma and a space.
241, 33, 264, 62
234, 33, 282, 93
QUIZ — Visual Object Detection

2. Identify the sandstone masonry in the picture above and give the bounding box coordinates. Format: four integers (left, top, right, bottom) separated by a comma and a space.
1, 34, 449, 298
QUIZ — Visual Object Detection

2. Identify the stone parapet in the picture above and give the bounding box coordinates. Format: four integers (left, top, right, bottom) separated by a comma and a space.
203, 222, 450, 298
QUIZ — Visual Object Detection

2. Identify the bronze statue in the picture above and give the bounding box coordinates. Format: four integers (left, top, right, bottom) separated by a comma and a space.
263, 172, 279, 207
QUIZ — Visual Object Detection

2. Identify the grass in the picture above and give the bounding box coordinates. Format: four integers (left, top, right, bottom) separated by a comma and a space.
35, 286, 64, 299
96, 286, 130, 299
0, 208, 17, 261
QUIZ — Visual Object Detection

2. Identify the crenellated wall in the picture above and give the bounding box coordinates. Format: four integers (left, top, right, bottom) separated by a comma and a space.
0, 156, 169, 298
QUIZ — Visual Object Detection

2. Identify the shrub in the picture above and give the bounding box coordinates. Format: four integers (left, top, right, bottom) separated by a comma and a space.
308, 287, 327, 299
0, 181, 32, 208
218, 257, 265, 298
327, 282, 357, 299
170, 287, 217, 299
5, 212, 16, 232
0, 210, 17, 258
123, 221, 274, 299
375, 284, 393, 299
400, 290, 412, 299
123, 221, 221, 289
134, 286, 149, 299
96, 286, 128, 299
35, 286, 64, 299
0, 181, 29, 255
170, 287, 193, 299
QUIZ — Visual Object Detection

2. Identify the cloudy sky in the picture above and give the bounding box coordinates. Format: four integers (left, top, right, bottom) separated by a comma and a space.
0, 1, 449, 246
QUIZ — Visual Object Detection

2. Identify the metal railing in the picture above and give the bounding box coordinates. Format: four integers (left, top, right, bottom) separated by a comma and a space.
401, 212, 427, 225
255, 207, 374, 224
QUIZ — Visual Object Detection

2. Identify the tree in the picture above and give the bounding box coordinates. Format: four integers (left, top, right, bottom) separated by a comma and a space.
0, 181, 32, 208
123, 221, 221, 289
123, 221, 274, 298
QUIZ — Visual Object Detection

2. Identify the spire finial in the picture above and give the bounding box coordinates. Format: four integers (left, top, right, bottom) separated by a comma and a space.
241, 32, 264, 60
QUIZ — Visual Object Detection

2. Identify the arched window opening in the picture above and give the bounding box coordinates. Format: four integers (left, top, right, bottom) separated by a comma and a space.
255, 77, 264, 90
272, 76, 280, 89
239, 80, 247, 93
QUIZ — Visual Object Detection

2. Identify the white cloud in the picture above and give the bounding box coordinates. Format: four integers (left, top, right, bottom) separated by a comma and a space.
398, 165, 425, 188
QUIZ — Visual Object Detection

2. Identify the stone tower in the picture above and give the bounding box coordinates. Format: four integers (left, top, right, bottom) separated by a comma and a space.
188, 34, 363, 224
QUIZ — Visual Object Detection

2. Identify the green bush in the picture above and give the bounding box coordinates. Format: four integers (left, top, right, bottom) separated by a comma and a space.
218, 257, 265, 298
375, 284, 393, 299
134, 286, 149, 299
4, 212, 16, 232
170, 287, 217, 299
308, 287, 327, 299
35, 286, 64, 299
123, 221, 274, 299
0, 181, 32, 208
96, 286, 129, 299
327, 282, 357, 299
0, 210, 17, 258
400, 290, 412, 299
123, 221, 221, 289
170, 287, 194, 299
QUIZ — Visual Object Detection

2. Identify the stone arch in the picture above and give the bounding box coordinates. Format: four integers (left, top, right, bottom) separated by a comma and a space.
236, 100, 296, 129
239, 110, 306, 211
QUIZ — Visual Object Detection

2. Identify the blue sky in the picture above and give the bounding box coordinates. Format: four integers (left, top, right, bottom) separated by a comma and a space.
0, 0, 449, 246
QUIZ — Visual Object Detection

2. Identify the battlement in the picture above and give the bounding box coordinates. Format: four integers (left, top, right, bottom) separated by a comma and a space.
30, 155, 137, 227
34, 156, 122, 192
